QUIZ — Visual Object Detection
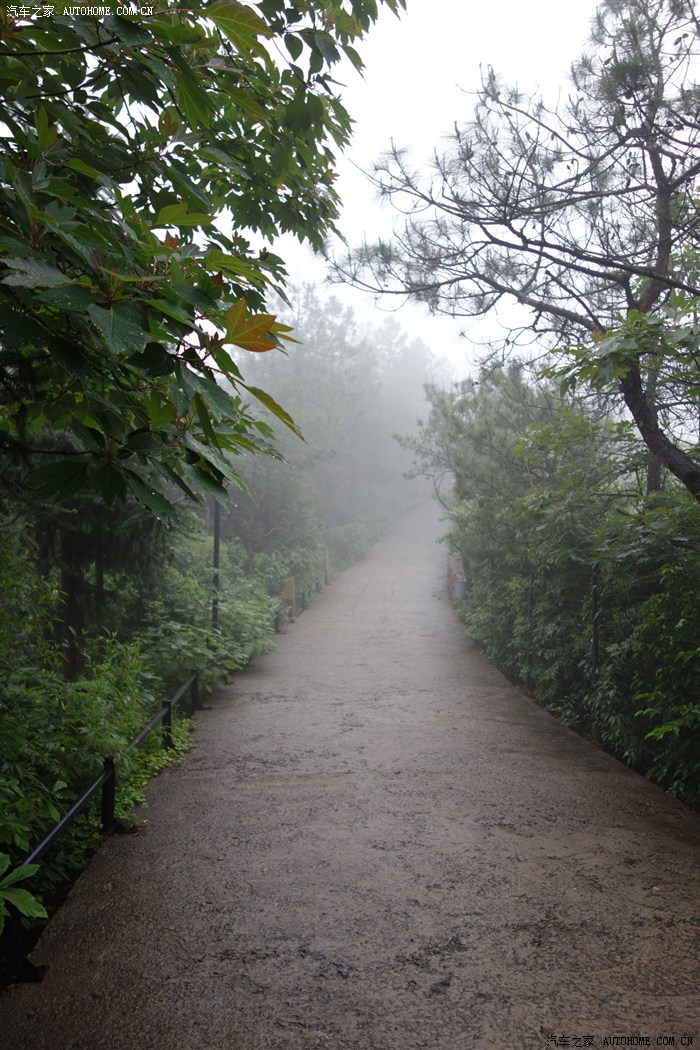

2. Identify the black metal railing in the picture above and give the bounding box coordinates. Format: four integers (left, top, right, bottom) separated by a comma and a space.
2, 669, 200, 984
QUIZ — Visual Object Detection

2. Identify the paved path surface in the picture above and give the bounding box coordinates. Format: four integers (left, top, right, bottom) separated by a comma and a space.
2, 501, 700, 1050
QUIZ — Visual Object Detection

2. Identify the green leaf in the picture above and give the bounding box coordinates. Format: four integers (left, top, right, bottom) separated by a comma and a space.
247, 385, 302, 438
189, 462, 236, 500
128, 342, 176, 376
0, 887, 48, 921
149, 18, 205, 46
125, 472, 175, 517
313, 31, 341, 65
124, 430, 161, 454
0, 862, 40, 889
228, 88, 268, 125
211, 344, 240, 375
308, 46, 324, 75
204, 249, 267, 286
284, 96, 313, 132
342, 44, 364, 72
88, 303, 148, 356
207, 0, 273, 60
193, 372, 242, 420
1, 256, 72, 289
193, 393, 220, 446
38, 284, 97, 312
64, 158, 106, 181
153, 202, 213, 228
284, 33, 303, 61
170, 54, 216, 129
93, 463, 128, 504
30, 460, 90, 500
144, 392, 177, 429
270, 141, 289, 177
34, 107, 58, 149
105, 12, 152, 46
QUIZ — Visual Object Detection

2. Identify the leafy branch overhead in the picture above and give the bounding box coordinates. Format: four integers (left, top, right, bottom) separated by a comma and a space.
0, 0, 405, 509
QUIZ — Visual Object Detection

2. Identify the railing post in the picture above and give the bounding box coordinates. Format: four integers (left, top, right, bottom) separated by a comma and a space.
162, 700, 173, 749
212, 498, 221, 631
591, 561, 600, 679
101, 757, 116, 834
190, 669, 200, 711
526, 563, 535, 688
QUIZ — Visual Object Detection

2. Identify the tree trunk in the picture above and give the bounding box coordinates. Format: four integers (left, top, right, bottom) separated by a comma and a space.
620, 364, 700, 502
641, 367, 663, 495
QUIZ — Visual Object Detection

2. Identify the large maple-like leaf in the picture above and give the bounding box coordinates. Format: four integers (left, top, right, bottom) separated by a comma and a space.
224, 298, 279, 352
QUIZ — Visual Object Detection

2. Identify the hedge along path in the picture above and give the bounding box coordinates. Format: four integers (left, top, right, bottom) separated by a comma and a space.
2, 500, 700, 1049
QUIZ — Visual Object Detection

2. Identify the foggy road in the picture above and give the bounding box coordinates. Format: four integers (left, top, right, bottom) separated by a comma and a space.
2, 500, 699, 1049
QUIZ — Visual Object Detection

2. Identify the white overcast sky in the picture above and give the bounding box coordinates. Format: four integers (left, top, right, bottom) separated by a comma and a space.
279, 0, 602, 377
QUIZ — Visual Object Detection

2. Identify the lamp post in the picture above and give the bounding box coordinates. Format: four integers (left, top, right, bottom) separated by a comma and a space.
212, 497, 221, 630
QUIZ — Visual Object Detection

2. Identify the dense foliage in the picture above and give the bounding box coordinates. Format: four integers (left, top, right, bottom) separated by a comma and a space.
407, 364, 700, 807
0, 0, 404, 510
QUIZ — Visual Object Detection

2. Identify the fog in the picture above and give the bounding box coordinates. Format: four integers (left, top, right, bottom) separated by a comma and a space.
224, 285, 446, 566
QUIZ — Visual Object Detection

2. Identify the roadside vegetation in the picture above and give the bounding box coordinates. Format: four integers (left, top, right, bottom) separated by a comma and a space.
0, 0, 416, 947
0, 283, 433, 945
404, 363, 700, 808
342, 0, 700, 808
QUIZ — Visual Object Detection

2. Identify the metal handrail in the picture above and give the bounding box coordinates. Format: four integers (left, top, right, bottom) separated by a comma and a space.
21, 760, 115, 869
1, 669, 200, 984
4, 567, 329, 983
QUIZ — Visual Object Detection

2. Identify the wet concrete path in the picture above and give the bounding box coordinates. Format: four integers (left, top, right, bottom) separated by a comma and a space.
2, 501, 700, 1049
